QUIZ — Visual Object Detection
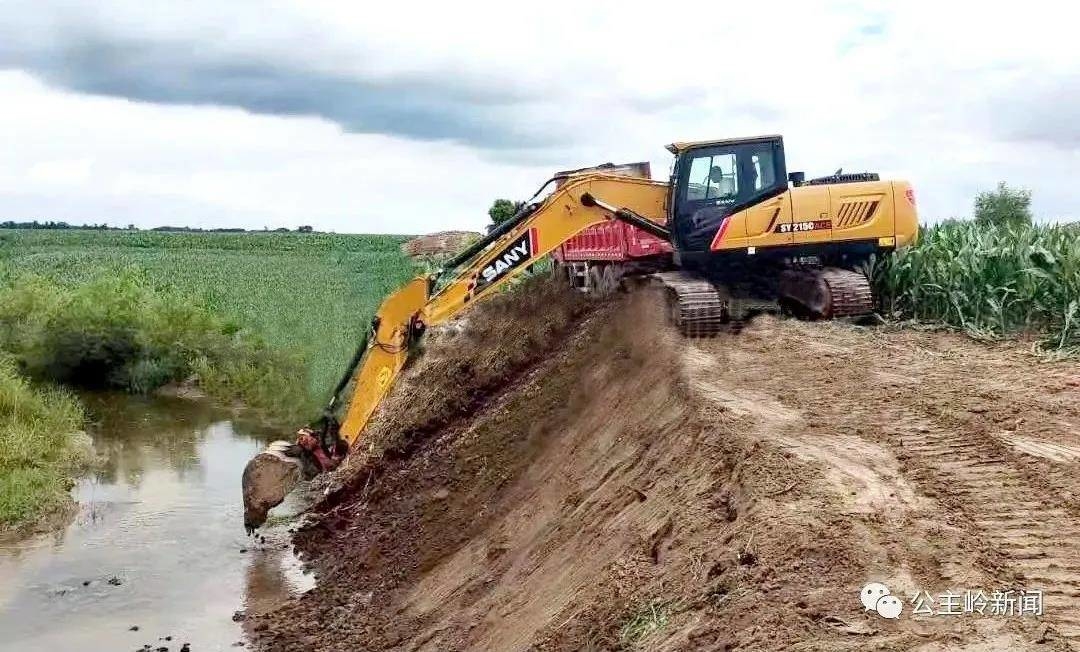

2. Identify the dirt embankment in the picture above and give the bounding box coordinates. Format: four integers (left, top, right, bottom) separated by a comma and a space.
253, 280, 1080, 651
402, 231, 482, 258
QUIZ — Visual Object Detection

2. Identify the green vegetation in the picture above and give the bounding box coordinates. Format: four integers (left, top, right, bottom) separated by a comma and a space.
974, 181, 1033, 229
0, 230, 416, 407
0, 270, 307, 414
487, 198, 523, 229
619, 598, 673, 646
0, 229, 416, 528
0, 356, 88, 527
875, 188, 1078, 352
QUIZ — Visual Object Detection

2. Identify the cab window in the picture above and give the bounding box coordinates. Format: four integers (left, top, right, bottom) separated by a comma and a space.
685, 153, 738, 202
751, 149, 776, 191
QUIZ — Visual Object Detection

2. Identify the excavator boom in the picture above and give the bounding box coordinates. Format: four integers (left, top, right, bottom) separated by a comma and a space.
242, 174, 668, 529
338, 174, 667, 446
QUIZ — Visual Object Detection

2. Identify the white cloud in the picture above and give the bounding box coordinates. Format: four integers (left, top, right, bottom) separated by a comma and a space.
0, 0, 1077, 230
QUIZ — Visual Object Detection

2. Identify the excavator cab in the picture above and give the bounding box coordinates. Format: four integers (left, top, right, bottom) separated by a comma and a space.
666, 135, 788, 256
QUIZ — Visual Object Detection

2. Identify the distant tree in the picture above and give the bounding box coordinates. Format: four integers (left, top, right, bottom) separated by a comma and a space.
297, 225, 314, 233
487, 199, 524, 229
0, 220, 136, 230
975, 182, 1032, 228
151, 225, 203, 232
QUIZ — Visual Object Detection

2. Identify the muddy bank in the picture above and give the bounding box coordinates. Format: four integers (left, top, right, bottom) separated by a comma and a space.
249, 286, 858, 651
255, 282, 1080, 651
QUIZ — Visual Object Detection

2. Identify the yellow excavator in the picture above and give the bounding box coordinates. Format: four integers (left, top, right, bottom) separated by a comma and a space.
242, 134, 919, 530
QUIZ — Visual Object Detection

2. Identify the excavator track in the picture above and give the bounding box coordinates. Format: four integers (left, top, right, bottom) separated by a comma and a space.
779, 267, 874, 318
654, 271, 730, 336
652, 271, 778, 337
654, 267, 873, 337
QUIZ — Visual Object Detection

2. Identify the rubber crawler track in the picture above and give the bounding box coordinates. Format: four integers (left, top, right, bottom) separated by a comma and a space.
780, 267, 874, 318
654, 267, 874, 337
818, 268, 874, 317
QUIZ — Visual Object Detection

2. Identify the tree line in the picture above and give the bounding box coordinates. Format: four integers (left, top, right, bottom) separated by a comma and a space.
1, 220, 317, 233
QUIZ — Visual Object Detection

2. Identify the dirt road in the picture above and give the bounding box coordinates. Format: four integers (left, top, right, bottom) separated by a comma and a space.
253, 283, 1080, 651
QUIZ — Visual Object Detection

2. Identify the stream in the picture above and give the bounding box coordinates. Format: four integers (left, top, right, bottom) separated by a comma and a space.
0, 393, 314, 651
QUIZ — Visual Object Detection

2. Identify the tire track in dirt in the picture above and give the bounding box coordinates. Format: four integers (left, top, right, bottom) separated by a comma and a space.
1000, 436, 1080, 464
869, 334, 1080, 643
679, 341, 1011, 649
693, 318, 1080, 649
893, 415, 1080, 639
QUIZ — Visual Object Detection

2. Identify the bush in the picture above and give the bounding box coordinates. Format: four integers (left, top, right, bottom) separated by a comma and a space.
974, 182, 1032, 228
0, 268, 308, 418
487, 198, 524, 230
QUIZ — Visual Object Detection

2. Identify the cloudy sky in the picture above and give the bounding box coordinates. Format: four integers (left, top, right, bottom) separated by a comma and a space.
0, 1, 1076, 233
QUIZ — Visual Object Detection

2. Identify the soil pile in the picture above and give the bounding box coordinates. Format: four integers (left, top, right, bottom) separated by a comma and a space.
402, 231, 482, 258
252, 281, 1080, 651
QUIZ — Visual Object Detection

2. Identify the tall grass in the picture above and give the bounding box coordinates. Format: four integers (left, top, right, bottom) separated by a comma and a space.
0, 355, 88, 528
875, 220, 1080, 351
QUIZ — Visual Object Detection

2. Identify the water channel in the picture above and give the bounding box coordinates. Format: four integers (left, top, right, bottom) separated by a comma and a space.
0, 394, 313, 651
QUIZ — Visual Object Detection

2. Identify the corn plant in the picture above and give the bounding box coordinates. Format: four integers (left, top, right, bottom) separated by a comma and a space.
874, 220, 1080, 352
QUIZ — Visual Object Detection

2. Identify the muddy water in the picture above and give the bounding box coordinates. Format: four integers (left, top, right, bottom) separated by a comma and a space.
0, 394, 314, 651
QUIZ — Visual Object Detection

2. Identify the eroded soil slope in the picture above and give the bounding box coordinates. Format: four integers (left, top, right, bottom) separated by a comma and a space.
253, 282, 1080, 651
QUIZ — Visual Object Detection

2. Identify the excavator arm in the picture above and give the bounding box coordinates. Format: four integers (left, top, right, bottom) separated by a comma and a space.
242, 173, 668, 530
337, 174, 668, 445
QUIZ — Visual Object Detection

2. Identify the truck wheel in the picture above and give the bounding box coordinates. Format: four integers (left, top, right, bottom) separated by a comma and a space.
588, 265, 620, 298
587, 266, 605, 297
550, 260, 564, 281
601, 265, 621, 296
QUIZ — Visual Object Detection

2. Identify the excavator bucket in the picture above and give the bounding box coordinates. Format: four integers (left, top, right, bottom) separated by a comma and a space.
242, 441, 305, 533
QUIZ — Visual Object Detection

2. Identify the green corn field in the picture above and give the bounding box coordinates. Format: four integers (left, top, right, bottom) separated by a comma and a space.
874, 220, 1080, 352
0, 229, 418, 414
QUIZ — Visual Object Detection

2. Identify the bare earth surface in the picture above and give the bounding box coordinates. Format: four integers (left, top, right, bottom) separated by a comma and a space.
252, 282, 1080, 651
401, 231, 482, 258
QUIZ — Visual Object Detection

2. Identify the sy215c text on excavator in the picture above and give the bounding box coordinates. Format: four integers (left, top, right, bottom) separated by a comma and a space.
242, 134, 919, 530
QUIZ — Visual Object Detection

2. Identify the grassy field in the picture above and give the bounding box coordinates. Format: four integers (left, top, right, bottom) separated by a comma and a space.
0, 229, 416, 529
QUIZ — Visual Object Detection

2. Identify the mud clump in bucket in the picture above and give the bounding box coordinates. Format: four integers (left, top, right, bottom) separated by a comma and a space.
241, 441, 303, 531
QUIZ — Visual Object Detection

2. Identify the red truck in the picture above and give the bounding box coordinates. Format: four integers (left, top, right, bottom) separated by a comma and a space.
550, 162, 674, 295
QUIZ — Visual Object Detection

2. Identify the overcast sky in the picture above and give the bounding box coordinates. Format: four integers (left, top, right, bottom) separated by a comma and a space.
1, 1, 1077, 233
